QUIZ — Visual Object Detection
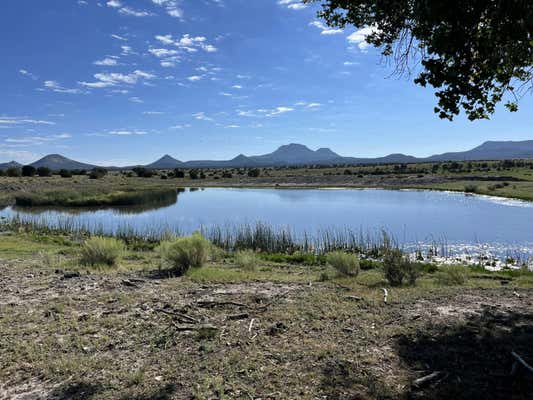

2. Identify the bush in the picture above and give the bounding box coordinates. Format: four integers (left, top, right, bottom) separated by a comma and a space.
158, 233, 210, 275
89, 167, 107, 179
37, 167, 52, 177
6, 167, 21, 177
0, 169, 5, 177
435, 265, 468, 285
80, 236, 124, 267
59, 169, 73, 178
189, 170, 199, 179
174, 169, 185, 178
247, 168, 261, 178
464, 184, 478, 193
326, 251, 360, 277
22, 165, 36, 177
383, 248, 419, 286
234, 250, 259, 271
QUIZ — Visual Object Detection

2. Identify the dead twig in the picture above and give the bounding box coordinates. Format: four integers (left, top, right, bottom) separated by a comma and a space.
196, 300, 249, 308
155, 308, 198, 324
511, 351, 533, 375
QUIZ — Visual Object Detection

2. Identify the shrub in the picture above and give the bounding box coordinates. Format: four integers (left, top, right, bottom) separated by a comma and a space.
383, 248, 419, 286
89, 168, 107, 179
37, 167, 52, 177
189, 170, 199, 179
326, 251, 360, 277
222, 171, 233, 178
6, 167, 21, 177
158, 233, 210, 275
464, 184, 478, 193
80, 236, 124, 267
0, 169, 5, 177
22, 165, 36, 177
234, 250, 259, 271
59, 169, 73, 178
435, 265, 468, 285
247, 168, 261, 178
174, 169, 185, 178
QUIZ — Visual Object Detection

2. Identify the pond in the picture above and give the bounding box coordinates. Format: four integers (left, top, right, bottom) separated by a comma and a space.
1, 188, 532, 259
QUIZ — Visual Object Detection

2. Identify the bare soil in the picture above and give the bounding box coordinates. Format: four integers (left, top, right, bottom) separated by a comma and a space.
1, 261, 532, 399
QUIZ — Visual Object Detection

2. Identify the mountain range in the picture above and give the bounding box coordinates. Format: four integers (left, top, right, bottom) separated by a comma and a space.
1, 140, 533, 171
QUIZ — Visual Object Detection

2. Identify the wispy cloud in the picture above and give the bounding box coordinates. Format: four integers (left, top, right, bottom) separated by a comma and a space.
109, 129, 147, 135
79, 70, 155, 89
309, 21, 343, 35
192, 112, 213, 121
0, 116, 55, 126
43, 80, 83, 94
151, 0, 184, 19
94, 57, 118, 66
19, 69, 38, 80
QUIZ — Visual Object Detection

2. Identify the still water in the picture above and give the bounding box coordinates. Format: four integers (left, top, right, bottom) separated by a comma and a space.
1, 188, 532, 256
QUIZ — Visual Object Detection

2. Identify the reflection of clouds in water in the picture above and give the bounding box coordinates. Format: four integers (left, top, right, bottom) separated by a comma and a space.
1, 188, 532, 258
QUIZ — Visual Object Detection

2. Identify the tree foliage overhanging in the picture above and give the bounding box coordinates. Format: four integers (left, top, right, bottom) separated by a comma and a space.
306, 0, 533, 120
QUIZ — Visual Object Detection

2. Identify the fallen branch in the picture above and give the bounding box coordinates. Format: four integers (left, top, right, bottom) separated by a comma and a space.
155, 308, 198, 324
197, 300, 248, 308
172, 323, 218, 332
413, 371, 446, 388
511, 351, 533, 375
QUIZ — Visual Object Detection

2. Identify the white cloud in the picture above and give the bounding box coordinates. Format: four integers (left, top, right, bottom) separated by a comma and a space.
118, 7, 154, 17
43, 80, 82, 94
94, 57, 118, 66
343, 61, 359, 66
347, 26, 379, 51
151, 0, 184, 19
278, 0, 307, 10
79, 70, 155, 89
111, 34, 127, 41
307, 103, 321, 108
106, 0, 121, 8
149, 48, 179, 58
225, 125, 240, 128
109, 129, 147, 135
120, 45, 134, 55
192, 112, 212, 121
143, 111, 164, 115
309, 21, 343, 35
0, 116, 55, 126
232, 85, 243, 89
154, 34, 217, 53
19, 69, 38, 80
128, 96, 143, 103
268, 106, 294, 116
187, 75, 203, 82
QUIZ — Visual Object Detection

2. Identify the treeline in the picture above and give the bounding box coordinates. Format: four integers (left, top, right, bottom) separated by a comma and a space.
129, 167, 261, 180
0, 166, 108, 179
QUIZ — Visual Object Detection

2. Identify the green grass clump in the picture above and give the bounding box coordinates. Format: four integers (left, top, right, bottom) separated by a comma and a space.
234, 250, 259, 271
158, 233, 210, 276
259, 252, 325, 265
80, 236, 124, 267
326, 251, 360, 277
435, 265, 469, 285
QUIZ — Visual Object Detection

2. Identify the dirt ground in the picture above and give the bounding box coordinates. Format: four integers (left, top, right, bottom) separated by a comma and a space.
1, 258, 532, 400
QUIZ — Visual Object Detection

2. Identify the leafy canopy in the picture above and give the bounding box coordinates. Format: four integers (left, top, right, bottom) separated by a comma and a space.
306, 0, 533, 120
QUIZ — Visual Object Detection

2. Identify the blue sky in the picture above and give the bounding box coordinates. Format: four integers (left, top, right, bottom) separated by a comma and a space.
1, 0, 532, 166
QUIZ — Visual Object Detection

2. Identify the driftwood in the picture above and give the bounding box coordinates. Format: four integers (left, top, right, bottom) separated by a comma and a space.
227, 312, 249, 320
511, 351, 533, 375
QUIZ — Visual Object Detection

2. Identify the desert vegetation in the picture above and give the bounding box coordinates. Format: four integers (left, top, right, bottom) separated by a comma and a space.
0, 222, 532, 399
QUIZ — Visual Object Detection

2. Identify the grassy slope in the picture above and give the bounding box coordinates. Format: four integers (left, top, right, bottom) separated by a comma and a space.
1, 231, 533, 399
